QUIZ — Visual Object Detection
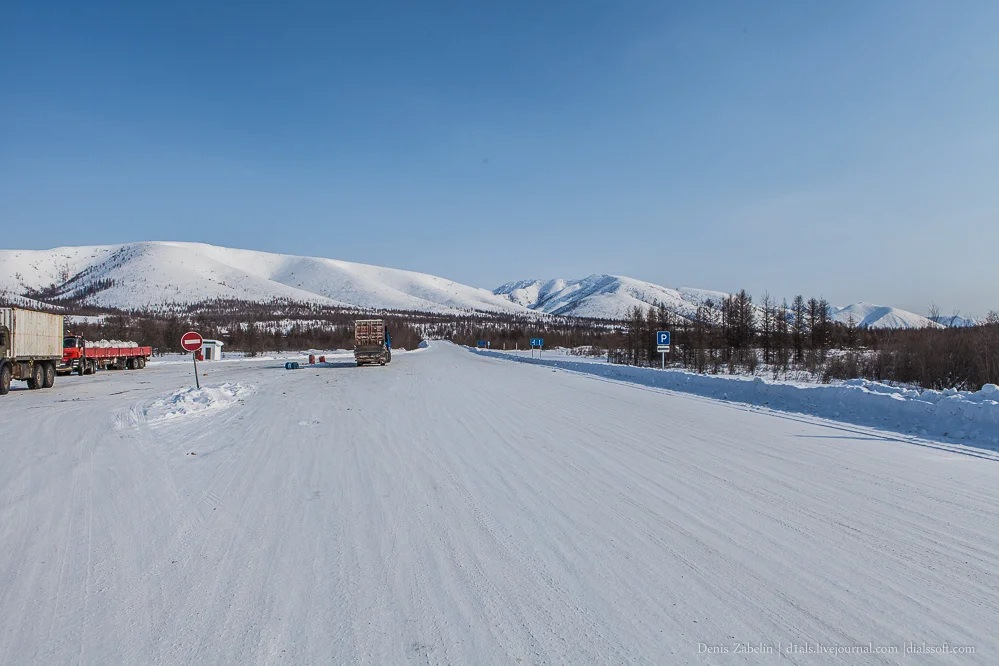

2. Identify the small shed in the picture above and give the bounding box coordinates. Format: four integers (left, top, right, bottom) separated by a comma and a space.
201, 339, 224, 361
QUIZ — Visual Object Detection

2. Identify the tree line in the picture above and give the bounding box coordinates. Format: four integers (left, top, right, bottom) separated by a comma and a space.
7, 289, 997, 390
609, 292, 999, 391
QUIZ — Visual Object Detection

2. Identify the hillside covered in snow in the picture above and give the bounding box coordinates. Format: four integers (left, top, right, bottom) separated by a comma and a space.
493, 275, 943, 329
0, 242, 949, 328
0, 242, 527, 316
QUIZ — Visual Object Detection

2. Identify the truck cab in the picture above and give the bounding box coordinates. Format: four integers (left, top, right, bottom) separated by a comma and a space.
60, 335, 94, 375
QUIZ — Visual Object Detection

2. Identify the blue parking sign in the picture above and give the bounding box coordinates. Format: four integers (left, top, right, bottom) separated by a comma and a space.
657, 331, 671, 345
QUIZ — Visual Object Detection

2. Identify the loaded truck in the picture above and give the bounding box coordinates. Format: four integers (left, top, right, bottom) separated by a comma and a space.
0, 308, 65, 396
354, 319, 391, 366
59, 335, 152, 375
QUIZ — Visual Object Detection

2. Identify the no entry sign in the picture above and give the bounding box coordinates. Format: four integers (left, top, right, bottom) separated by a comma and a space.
181, 331, 204, 389
181, 331, 203, 353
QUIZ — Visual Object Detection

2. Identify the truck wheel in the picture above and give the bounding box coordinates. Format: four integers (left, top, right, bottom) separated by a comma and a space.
87, 361, 96, 375
138, 358, 146, 369
43, 362, 56, 389
77, 364, 85, 376
0, 364, 10, 395
28, 363, 44, 389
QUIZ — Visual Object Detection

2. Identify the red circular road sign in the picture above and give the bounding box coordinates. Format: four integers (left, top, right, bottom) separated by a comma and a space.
180, 331, 204, 353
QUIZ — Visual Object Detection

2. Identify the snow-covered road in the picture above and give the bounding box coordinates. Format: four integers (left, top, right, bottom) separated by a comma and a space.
1, 343, 996, 663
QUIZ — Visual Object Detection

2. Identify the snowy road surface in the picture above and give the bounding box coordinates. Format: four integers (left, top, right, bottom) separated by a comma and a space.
1, 343, 997, 664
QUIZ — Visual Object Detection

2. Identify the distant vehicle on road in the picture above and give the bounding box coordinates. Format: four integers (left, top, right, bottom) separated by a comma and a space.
354, 319, 392, 366
0, 307, 64, 396
59, 335, 153, 375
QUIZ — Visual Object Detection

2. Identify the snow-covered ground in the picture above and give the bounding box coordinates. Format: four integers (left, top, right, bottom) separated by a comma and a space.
481, 348, 999, 450
1, 342, 997, 663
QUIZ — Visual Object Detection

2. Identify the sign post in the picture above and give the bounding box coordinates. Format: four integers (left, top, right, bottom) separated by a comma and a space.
180, 331, 204, 389
656, 331, 671, 369
530, 337, 544, 358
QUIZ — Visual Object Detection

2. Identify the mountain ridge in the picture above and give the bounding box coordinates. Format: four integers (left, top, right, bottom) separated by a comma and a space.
0, 241, 946, 328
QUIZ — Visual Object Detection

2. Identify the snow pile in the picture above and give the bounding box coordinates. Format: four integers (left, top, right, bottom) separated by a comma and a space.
145, 383, 253, 424
480, 350, 999, 448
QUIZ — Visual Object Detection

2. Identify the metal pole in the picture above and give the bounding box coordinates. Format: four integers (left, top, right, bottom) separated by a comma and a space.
193, 351, 200, 389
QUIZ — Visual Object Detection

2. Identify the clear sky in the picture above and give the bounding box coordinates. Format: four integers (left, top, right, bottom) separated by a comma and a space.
3, 1, 997, 316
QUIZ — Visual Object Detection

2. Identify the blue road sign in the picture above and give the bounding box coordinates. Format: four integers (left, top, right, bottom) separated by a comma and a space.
656, 331, 671, 346
530, 338, 544, 347
477, 340, 487, 348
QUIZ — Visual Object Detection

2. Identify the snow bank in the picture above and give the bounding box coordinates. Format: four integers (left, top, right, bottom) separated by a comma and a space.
478, 350, 999, 449
145, 383, 253, 424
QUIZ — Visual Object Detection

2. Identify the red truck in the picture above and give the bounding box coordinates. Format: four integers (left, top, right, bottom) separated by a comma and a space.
58, 335, 152, 375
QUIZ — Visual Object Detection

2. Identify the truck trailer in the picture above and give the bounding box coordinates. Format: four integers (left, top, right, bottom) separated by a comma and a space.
354, 319, 392, 366
0, 308, 65, 396
59, 335, 152, 375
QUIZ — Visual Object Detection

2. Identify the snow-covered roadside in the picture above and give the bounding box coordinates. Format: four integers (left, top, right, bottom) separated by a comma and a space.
144, 383, 254, 424
476, 348, 999, 449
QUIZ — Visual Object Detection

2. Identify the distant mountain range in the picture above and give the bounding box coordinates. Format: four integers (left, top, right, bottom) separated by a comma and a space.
0, 242, 953, 329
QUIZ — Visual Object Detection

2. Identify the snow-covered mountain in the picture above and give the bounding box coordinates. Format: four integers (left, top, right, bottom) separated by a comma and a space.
0, 242, 529, 315
493, 276, 944, 329
829, 303, 942, 330
0, 242, 951, 328
493, 275, 702, 320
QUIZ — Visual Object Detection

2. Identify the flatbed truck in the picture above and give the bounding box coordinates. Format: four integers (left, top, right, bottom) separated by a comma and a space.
59, 335, 152, 375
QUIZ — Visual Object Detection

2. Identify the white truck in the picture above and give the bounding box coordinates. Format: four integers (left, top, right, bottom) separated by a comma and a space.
0, 308, 65, 396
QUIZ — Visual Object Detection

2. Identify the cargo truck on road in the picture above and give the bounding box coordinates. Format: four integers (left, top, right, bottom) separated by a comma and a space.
59, 336, 152, 375
0, 308, 65, 396
354, 319, 392, 366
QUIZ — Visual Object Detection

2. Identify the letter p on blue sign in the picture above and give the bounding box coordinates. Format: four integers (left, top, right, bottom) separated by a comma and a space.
657, 331, 671, 345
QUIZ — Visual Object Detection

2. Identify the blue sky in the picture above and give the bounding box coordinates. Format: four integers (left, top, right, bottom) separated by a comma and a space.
3, 1, 996, 315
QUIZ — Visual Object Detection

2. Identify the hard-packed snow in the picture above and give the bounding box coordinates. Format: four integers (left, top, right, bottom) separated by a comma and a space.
1, 342, 997, 663
480, 349, 999, 448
